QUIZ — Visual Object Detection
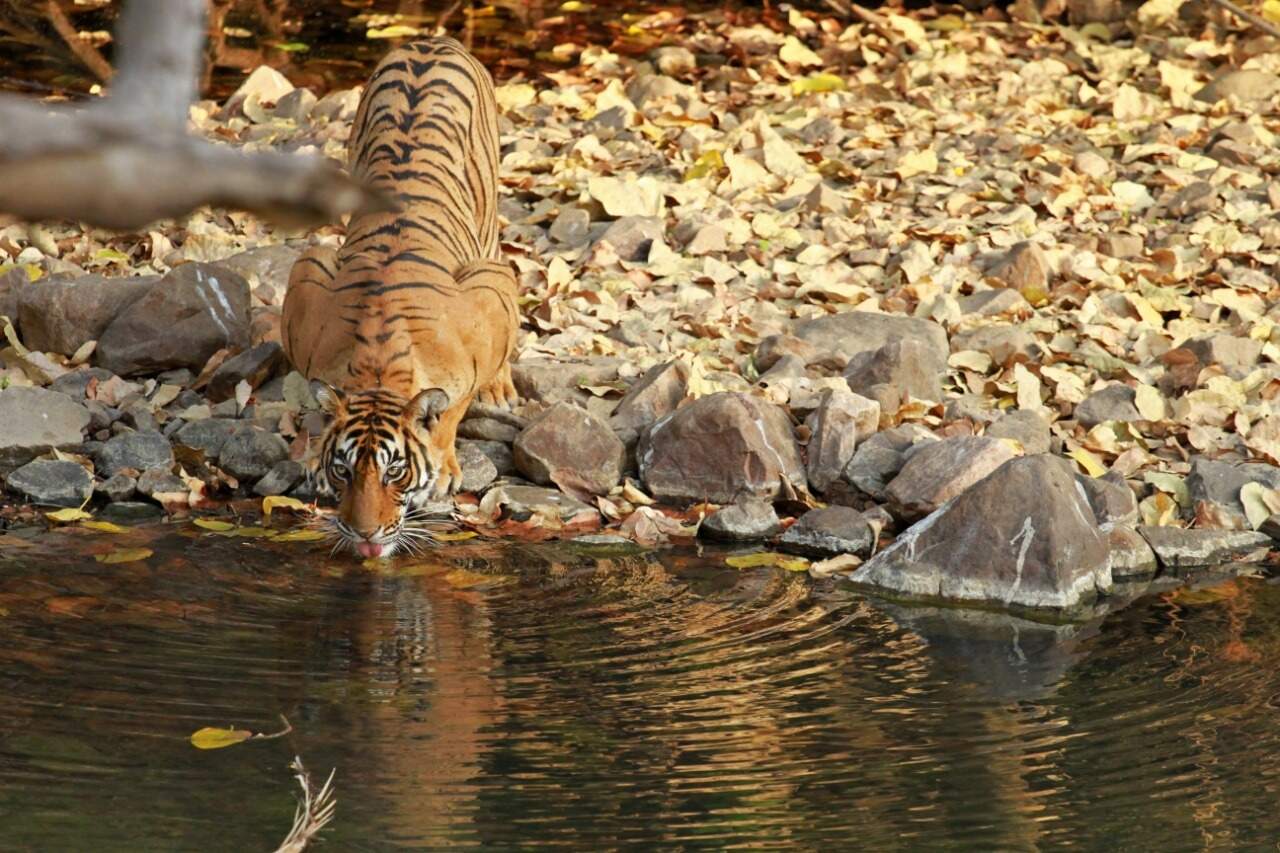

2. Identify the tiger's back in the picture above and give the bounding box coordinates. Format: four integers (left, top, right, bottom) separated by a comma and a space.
282, 39, 520, 548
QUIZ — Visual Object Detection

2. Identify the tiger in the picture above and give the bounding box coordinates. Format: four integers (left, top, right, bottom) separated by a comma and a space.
281, 37, 520, 559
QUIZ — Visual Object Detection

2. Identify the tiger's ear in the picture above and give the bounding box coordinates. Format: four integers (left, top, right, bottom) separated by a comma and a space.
406, 388, 450, 430
311, 381, 343, 414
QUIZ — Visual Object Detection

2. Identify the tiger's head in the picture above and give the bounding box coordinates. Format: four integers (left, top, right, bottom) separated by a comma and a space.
308, 383, 452, 558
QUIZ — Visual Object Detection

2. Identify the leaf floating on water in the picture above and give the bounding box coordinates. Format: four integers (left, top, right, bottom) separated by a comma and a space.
193, 518, 236, 532
725, 552, 782, 569
366, 24, 420, 39
434, 531, 478, 542
80, 520, 126, 534
46, 507, 92, 523
95, 547, 153, 564
262, 495, 308, 520
442, 568, 502, 589
271, 529, 329, 543
190, 727, 252, 750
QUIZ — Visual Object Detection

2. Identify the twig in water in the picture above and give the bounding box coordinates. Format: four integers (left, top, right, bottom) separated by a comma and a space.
251, 713, 294, 742
1206, 0, 1280, 40
273, 756, 337, 853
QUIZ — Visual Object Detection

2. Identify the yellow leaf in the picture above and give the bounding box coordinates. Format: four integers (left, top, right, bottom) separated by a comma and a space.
262, 496, 307, 520
95, 547, 153, 564
366, 24, 420, 38
1265, 0, 1280, 23
779, 35, 822, 67
1068, 447, 1107, 478
1240, 482, 1280, 530
725, 552, 781, 569
80, 521, 126, 534
189, 727, 252, 750
270, 529, 329, 542
791, 73, 846, 95
434, 531, 478, 542
1144, 472, 1189, 508
92, 248, 129, 264
193, 518, 236, 532
683, 149, 725, 182
1139, 492, 1179, 527
46, 507, 92, 523
896, 149, 938, 180
776, 556, 811, 572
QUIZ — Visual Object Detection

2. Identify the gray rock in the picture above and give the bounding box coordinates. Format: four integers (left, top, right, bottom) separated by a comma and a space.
120, 402, 158, 433
944, 395, 996, 424
950, 324, 1036, 365
1067, 0, 1129, 23
988, 241, 1051, 303
1182, 334, 1261, 371
457, 442, 498, 493
843, 338, 945, 403
626, 73, 691, 108
485, 484, 596, 521
1099, 233, 1144, 259
16, 273, 155, 356
215, 245, 301, 299
457, 417, 519, 443
700, 500, 782, 542
639, 391, 807, 504
0, 387, 91, 474
848, 456, 1112, 612
272, 87, 317, 123
1137, 526, 1271, 570
173, 418, 238, 460
100, 501, 164, 523
886, 436, 1020, 519
137, 467, 186, 499
4, 459, 93, 507
987, 409, 1050, 454
312, 88, 359, 122
598, 216, 665, 261
789, 312, 948, 372
96, 473, 137, 503
252, 460, 305, 496
84, 400, 118, 433
1107, 524, 1158, 580
753, 333, 822, 372
1165, 181, 1218, 218
844, 424, 939, 500
958, 289, 1030, 317
0, 266, 21, 328
1078, 471, 1139, 526
610, 360, 689, 435
48, 367, 116, 400
1185, 457, 1280, 525
217, 425, 289, 482
779, 506, 874, 558
460, 439, 516, 476
549, 207, 591, 246
1074, 384, 1141, 428
1194, 69, 1280, 103
94, 431, 173, 477
804, 388, 880, 494
96, 263, 251, 377
514, 402, 625, 496
206, 342, 284, 403
511, 358, 621, 406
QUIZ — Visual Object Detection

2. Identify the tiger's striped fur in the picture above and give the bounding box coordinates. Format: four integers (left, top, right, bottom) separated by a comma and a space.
282, 37, 519, 557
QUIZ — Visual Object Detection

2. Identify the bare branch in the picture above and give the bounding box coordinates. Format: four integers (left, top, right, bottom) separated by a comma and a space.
0, 0, 381, 230
1206, 0, 1280, 40
274, 756, 337, 853
41, 0, 113, 84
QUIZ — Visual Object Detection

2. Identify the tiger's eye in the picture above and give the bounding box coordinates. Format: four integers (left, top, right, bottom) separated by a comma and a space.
331, 462, 350, 482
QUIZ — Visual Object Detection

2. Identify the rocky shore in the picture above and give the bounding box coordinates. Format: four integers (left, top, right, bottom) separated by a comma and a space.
4, 6, 1280, 614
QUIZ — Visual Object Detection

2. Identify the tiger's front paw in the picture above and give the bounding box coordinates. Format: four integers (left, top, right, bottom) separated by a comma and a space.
478, 363, 519, 410
430, 447, 464, 499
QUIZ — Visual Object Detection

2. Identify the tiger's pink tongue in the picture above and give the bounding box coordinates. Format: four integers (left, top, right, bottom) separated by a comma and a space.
357, 542, 384, 558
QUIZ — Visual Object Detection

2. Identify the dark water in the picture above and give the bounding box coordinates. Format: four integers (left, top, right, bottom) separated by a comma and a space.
2, 523, 1280, 851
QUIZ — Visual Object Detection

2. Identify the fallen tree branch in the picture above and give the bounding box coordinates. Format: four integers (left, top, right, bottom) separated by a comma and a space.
0, 0, 384, 230
41, 0, 112, 84
273, 756, 337, 853
1206, 0, 1280, 40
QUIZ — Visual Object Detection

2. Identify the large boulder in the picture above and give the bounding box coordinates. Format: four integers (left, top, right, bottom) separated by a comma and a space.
0, 387, 90, 474
96, 263, 251, 377
94, 431, 173, 477
16, 273, 155, 356
610, 360, 689, 437
779, 506, 874, 558
843, 338, 945, 404
1185, 457, 1280, 526
513, 402, 626, 496
843, 424, 938, 500
639, 392, 806, 504
1137, 526, 1271, 571
848, 456, 1112, 612
784, 312, 948, 371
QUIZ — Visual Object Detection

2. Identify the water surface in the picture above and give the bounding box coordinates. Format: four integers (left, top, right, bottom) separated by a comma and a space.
2, 523, 1279, 850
